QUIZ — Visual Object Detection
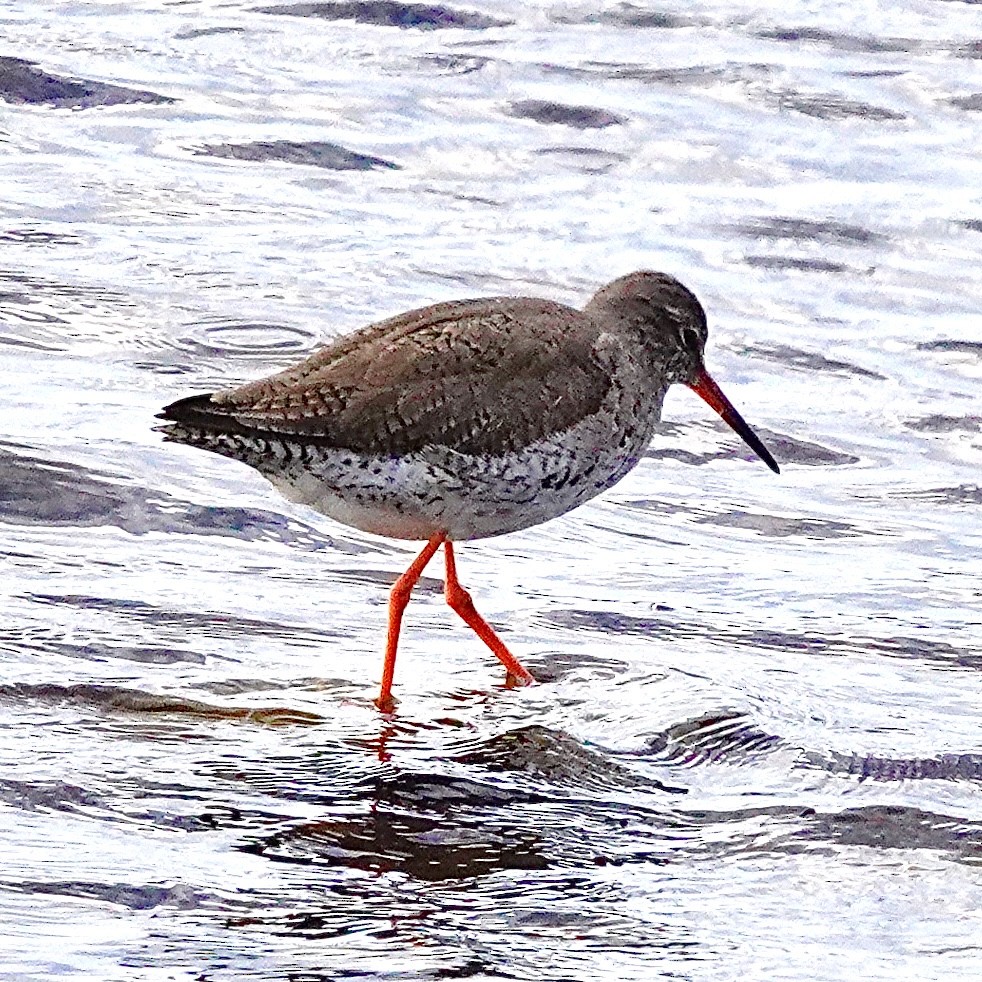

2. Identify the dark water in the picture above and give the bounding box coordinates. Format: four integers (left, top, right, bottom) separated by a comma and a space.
1, 1, 981, 979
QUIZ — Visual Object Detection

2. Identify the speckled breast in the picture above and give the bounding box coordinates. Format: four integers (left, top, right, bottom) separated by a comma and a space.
235, 385, 664, 542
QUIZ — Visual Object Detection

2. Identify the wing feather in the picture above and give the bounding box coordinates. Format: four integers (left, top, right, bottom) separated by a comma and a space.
161, 297, 611, 456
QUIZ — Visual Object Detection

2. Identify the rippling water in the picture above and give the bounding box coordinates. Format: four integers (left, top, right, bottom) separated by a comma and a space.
1, 1, 981, 979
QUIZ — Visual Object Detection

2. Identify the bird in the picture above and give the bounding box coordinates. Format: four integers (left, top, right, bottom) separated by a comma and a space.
158, 270, 779, 710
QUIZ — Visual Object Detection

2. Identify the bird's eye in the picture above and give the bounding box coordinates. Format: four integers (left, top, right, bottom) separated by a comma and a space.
680, 326, 701, 352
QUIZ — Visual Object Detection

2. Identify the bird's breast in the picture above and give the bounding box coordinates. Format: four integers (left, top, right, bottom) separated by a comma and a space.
250, 386, 660, 541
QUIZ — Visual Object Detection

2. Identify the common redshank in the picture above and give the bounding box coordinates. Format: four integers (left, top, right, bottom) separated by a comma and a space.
158, 271, 779, 709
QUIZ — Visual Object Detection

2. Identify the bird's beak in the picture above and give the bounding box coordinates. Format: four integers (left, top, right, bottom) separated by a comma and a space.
687, 368, 780, 474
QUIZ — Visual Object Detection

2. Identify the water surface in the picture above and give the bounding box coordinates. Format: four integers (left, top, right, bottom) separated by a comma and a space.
1, 1, 981, 979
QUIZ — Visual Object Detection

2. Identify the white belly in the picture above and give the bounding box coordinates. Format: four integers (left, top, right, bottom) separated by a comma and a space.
261, 401, 659, 541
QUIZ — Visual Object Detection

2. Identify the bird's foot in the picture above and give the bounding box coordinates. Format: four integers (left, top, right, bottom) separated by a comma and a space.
374, 693, 398, 714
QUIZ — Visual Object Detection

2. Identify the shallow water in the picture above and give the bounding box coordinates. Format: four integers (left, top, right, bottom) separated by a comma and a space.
1, 1, 981, 979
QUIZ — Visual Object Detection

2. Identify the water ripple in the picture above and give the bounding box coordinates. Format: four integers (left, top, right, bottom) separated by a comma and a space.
3, 1, 981, 977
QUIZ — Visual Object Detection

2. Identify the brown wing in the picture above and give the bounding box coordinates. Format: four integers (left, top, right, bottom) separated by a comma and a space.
162, 297, 612, 457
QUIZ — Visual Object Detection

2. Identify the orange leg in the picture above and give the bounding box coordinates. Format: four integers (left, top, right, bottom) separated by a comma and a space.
443, 541, 535, 687
377, 533, 445, 712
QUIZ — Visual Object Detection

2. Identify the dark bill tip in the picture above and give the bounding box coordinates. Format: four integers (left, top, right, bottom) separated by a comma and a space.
687, 369, 780, 474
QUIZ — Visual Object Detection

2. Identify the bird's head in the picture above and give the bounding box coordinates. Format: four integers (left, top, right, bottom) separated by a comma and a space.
585, 270, 780, 474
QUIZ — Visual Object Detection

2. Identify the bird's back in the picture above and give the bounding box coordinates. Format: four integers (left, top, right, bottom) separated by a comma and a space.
160, 295, 617, 458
